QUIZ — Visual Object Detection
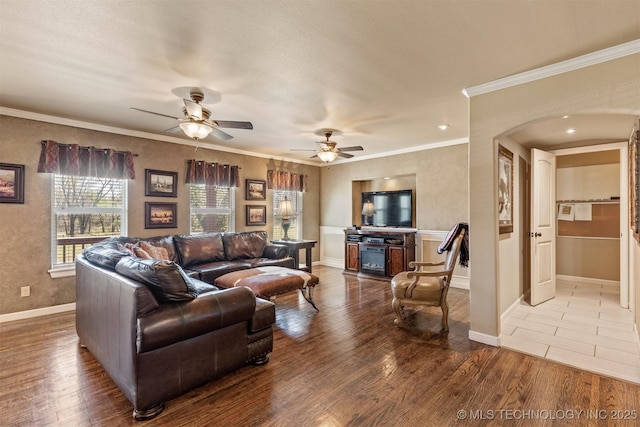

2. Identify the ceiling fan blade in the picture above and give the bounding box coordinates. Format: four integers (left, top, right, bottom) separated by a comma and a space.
338, 146, 364, 152
164, 125, 182, 134
130, 107, 180, 120
208, 127, 234, 141
183, 99, 202, 120
290, 148, 316, 152
309, 154, 318, 159
213, 120, 253, 130
338, 152, 354, 158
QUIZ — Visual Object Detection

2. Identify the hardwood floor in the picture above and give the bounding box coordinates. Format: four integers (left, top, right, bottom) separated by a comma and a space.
1, 265, 639, 426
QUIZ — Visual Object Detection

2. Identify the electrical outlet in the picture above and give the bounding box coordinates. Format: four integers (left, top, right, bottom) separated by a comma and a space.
20, 286, 30, 297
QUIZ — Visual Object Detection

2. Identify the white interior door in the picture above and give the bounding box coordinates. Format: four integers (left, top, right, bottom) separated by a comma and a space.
530, 148, 556, 306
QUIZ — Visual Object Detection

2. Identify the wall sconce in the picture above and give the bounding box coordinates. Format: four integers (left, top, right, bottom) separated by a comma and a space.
276, 196, 297, 240
361, 201, 375, 225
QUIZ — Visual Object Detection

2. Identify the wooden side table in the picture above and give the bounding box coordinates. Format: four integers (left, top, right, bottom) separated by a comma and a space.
272, 239, 317, 273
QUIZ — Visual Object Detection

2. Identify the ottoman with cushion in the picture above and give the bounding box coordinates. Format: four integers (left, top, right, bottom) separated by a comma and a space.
214, 266, 319, 311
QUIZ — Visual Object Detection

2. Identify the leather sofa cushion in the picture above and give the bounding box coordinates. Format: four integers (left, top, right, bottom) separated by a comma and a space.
249, 257, 295, 268
192, 261, 252, 284
140, 235, 179, 262
251, 298, 276, 332
223, 231, 267, 260
174, 233, 225, 267
137, 286, 256, 353
116, 257, 198, 303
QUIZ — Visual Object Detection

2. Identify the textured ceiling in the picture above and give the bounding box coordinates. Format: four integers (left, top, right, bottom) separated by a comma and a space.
1, 1, 639, 164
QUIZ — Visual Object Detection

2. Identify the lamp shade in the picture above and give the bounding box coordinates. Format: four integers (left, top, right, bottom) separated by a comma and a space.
317, 150, 339, 163
276, 196, 296, 219
180, 121, 213, 140
361, 201, 375, 216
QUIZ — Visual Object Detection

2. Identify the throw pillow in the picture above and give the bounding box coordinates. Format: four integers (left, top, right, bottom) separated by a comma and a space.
139, 241, 170, 260
115, 257, 198, 303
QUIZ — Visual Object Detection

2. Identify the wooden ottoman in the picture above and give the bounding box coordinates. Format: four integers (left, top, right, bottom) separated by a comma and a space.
214, 266, 319, 311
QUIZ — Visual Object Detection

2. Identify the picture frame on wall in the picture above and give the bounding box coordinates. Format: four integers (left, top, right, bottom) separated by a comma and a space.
630, 123, 639, 242
145, 169, 178, 197
245, 179, 266, 200
498, 145, 514, 234
0, 163, 25, 204
145, 202, 177, 229
246, 205, 266, 226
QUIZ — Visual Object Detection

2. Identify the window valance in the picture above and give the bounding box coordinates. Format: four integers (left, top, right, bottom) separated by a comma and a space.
185, 160, 240, 187
37, 140, 136, 179
267, 169, 308, 192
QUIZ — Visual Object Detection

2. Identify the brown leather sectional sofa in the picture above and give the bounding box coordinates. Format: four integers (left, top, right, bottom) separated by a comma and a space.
75, 231, 294, 420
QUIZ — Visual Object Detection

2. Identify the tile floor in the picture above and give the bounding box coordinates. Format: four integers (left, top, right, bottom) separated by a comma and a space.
501, 278, 640, 384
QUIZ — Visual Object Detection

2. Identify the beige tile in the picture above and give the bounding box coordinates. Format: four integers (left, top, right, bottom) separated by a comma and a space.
501, 334, 549, 358
595, 346, 640, 367
546, 347, 640, 384
525, 313, 598, 334
597, 326, 639, 343
511, 328, 595, 356
555, 327, 638, 354
504, 316, 557, 335
563, 313, 634, 332
501, 323, 517, 335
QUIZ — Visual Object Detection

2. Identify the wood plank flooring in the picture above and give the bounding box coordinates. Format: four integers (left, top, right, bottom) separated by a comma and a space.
1, 265, 639, 426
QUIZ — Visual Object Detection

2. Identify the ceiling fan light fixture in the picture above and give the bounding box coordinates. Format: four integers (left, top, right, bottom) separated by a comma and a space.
180, 121, 213, 140
317, 150, 339, 163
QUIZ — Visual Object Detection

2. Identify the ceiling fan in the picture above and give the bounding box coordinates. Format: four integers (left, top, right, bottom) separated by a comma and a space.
292, 129, 364, 163
130, 88, 253, 141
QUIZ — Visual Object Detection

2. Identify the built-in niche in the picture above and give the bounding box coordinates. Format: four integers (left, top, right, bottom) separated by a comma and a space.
351, 174, 416, 227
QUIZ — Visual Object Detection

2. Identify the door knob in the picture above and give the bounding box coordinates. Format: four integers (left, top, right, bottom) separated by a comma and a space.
535, 232, 542, 237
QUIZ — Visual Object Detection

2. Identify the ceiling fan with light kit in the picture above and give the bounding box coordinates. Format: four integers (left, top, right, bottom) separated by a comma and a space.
292, 128, 364, 163
131, 88, 253, 142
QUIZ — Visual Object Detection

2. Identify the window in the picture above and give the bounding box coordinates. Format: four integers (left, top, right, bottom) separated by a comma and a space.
273, 190, 301, 240
190, 184, 235, 233
52, 175, 127, 271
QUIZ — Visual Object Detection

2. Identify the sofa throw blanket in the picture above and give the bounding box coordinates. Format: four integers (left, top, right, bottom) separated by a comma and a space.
437, 222, 469, 267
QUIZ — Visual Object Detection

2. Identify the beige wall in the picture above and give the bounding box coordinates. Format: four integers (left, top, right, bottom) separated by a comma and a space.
469, 53, 640, 340
321, 143, 468, 231
0, 115, 320, 315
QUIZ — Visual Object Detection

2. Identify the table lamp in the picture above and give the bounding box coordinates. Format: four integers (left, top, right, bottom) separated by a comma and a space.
277, 196, 297, 240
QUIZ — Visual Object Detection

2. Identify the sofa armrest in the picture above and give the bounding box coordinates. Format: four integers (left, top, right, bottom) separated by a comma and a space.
263, 243, 289, 259
137, 287, 257, 353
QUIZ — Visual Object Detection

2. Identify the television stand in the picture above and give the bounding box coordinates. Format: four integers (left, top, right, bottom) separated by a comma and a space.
344, 228, 416, 279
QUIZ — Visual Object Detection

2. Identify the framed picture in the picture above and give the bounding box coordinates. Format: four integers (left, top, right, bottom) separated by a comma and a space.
0, 163, 25, 204
246, 205, 266, 226
145, 202, 177, 229
630, 123, 639, 242
498, 144, 514, 234
245, 179, 266, 200
145, 169, 178, 197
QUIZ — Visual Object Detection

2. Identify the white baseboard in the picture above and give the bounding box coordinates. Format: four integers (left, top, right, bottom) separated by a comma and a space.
450, 276, 469, 290
319, 257, 344, 269
556, 274, 620, 287
501, 293, 527, 324
0, 303, 76, 324
469, 330, 500, 347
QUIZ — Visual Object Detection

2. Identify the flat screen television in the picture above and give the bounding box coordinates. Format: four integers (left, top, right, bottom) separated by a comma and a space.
361, 189, 413, 227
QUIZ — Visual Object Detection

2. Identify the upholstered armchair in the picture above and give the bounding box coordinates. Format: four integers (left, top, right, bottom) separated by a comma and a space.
390, 227, 466, 331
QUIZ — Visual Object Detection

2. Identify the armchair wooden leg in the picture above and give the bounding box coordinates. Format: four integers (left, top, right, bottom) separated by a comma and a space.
441, 302, 449, 331
392, 298, 404, 326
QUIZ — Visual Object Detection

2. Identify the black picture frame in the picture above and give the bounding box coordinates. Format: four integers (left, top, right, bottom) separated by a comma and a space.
0, 163, 25, 204
145, 202, 177, 229
145, 169, 178, 197
246, 205, 266, 226
245, 179, 266, 200
498, 145, 514, 234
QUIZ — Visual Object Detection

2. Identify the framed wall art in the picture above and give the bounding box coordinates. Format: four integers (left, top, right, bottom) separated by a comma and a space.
245, 179, 266, 200
145, 169, 178, 197
145, 202, 177, 229
0, 163, 25, 204
498, 145, 514, 234
246, 205, 266, 226
630, 123, 639, 242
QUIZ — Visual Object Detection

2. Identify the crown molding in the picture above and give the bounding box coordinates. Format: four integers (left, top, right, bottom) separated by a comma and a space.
0, 107, 320, 167
463, 39, 640, 98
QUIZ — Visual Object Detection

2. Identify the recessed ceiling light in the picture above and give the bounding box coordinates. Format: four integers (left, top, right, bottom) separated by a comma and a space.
562, 115, 570, 119
438, 124, 449, 130
566, 128, 576, 134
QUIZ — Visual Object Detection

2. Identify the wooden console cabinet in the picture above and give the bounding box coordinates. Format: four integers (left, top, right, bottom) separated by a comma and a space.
344, 229, 416, 279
